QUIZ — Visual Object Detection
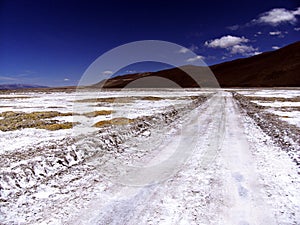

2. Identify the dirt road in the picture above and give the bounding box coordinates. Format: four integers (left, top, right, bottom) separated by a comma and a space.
67, 92, 299, 225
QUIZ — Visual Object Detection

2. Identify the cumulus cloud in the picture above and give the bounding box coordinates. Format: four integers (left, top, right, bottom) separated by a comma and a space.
294, 27, 300, 31
254, 7, 300, 26
205, 35, 257, 56
228, 7, 300, 31
294, 7, 300, 15
102, 70, 113, 76
230, 45, 256, 55
186, 55, 205, 63
205, 35, 249, 48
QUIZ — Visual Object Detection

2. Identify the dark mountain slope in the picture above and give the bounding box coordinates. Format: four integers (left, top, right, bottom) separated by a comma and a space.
93, 41, 300, 88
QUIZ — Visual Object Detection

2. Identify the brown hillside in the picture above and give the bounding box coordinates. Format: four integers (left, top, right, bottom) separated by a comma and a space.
94, 41, 300, 88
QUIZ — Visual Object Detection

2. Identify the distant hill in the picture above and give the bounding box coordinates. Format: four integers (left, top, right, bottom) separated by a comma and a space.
211, 41, 300, 87
93, 41, 300, 88
0, 84, 48, 90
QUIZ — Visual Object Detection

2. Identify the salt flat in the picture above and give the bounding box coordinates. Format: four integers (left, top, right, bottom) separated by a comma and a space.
0, 88, 299, 224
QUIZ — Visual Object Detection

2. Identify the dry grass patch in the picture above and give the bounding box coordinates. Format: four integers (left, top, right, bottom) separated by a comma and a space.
279, 106, 300, 112
37, 123, 74, 131
141, 96, 200, 101
0, 96, 32, 100
245, 96, 300, 102
0, 111, 75, 131
47, 106, 65, 109
0, 111, 72, 119
93, 117, 134, 127
280, 115, 291, 118
140, 96, 163, 101
84, 110, 114, 117
75, 97, 133, 103
75, 95, 201, 105
75, 96, 166, 103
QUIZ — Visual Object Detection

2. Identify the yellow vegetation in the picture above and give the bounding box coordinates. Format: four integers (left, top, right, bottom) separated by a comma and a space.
140, 96, 163, 101
75, 97, 133, 103
37, 122, 74, 131
0, 111, 74, 131
0, 96, 32, 99
75, 96, 168, 103
245, 96, 300, 102
93, 117, 134, 127
83, 110, 114, 117
280, 115, 290, 118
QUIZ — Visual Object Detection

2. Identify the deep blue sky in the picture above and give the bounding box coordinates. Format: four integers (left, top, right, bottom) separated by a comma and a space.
0, 0, 299, 86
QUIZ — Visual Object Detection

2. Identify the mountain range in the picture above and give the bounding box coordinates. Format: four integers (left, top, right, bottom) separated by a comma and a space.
95, 41, 300, 88
1, 41, 299, 90
0, 84, 48, 90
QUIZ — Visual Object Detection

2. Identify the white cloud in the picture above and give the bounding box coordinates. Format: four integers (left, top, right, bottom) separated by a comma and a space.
178, 47, 189, 53
186, 55, 205, 63
102, 70, 113, 76
269, 31, 286, 38
189, 44, 199, 52
294, 27, 300, 31
254, 31, 263, 37
229, 7, 300, 30
178, 45, 199, 54
269, 31, 282, 35
125, 70, 136, 73
227, 25, 240, 30
205, 35, 257, 56
272, 46, 280, 50
294, 7, 300, 15
64, 78, 70, 81
253, 51, 262, 55
230, 44, 256, 55
205, 35, 249, 48
255, 7, 300, 26
0, 76, 17, 81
